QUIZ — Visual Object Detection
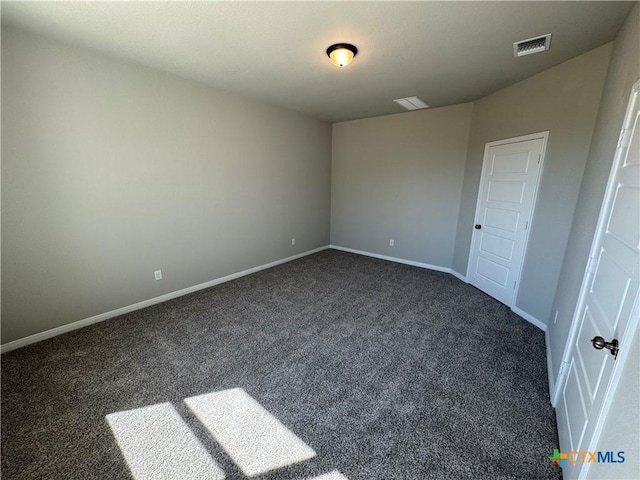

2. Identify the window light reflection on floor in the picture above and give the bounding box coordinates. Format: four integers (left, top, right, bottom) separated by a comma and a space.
106, 402, 225, 480
106, 388, 347, 479
184, 388, 316, 477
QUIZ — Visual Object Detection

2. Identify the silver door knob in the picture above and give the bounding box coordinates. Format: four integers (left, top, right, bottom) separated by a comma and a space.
591, 336, 619, 359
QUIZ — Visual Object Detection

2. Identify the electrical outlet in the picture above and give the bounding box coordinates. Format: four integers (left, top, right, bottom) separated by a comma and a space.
154, 270, 162, 281
291, 238, 296, 246
554, 310, 559, 324
389, 239, 394, 247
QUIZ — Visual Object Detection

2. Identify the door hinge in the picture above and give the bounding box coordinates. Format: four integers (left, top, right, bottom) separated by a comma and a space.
514, 281, 517, 289
525, 220, 529, 230
586, 256, 598, 274
618, 129, 631, 148
558, 361, 570, 379
538, 153, 541, 164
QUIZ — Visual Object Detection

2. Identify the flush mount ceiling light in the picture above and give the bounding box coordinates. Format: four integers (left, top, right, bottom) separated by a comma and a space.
326, 43, 358, 67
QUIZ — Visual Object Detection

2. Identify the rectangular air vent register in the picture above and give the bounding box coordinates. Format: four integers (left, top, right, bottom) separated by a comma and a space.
393, 96, 429, 111
513, 34, 552, 57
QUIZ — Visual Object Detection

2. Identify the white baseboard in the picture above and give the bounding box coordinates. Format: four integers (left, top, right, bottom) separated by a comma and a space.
329, 245, 451, 273
545, 328, 556, 406
330, 246, 548, 333
1, 245, 330, 354
511, 305, 547, 331
449, 270, 467, 283
2, 245, 548, 352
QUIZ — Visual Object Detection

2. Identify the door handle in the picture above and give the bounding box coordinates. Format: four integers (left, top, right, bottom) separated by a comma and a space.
591, 336, 619, 359
475, 224, 482, 229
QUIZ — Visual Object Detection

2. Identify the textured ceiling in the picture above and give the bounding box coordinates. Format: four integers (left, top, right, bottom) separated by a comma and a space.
1, 1, 635, 122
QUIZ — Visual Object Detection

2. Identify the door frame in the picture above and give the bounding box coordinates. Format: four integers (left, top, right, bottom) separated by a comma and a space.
551, 81, 640, 479
466, 131, 549, 308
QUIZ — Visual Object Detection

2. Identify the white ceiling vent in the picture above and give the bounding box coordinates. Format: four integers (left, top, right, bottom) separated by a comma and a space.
393, 96, 430, 111
513, 34, 552, 57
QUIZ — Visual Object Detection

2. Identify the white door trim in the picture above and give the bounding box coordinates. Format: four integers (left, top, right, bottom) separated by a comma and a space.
466, 131, 549, 308
551, 80, 640, 409
581, 296, 639, 478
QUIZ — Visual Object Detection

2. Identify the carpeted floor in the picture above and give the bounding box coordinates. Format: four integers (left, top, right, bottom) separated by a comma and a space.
1, 249, 562, 480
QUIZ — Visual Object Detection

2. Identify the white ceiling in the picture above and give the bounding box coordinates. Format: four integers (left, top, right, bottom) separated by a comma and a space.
1, 1, 635, 122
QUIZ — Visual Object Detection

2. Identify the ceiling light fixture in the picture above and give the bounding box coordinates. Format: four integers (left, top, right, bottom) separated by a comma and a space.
326, 43, 358, 67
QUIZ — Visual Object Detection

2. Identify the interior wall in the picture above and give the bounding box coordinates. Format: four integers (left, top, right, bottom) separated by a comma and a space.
548, 4, 639, 387
1, 26, 332, 344
451, 44, 612, 325
330, 103, 473, 268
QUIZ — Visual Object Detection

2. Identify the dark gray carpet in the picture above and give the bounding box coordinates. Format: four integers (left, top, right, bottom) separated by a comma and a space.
1, 249, 562, 480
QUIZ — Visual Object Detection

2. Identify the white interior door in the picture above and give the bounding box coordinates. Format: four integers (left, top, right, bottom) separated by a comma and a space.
555, 81, 640, 479
467, 132, 547, 306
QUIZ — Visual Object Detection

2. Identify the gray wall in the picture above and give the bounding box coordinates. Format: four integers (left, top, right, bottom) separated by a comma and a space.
451, 44, 612, 323
1, 26, 332, 344
548, 5, 639, 386
330, 103, 473, 267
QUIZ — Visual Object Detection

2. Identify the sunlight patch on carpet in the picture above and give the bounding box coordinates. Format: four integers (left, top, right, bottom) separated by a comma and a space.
185, 387, 316, 477
305, 470, 349, 480
106, 403, 225, 480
